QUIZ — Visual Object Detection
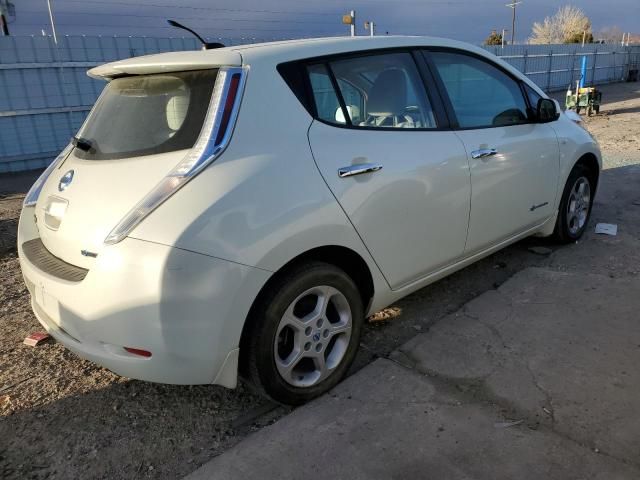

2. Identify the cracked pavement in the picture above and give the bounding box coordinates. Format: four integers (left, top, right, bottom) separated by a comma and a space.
187, 162, 640, 478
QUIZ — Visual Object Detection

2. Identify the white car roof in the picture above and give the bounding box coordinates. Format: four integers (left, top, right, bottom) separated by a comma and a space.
86, 35, 545, 96
88, 36, 485, 79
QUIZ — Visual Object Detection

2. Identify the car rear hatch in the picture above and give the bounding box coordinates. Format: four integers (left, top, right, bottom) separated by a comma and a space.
33, 51, 245, 270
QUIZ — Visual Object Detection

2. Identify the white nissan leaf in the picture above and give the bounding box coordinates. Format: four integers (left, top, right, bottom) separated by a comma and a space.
18, 36, 600, 405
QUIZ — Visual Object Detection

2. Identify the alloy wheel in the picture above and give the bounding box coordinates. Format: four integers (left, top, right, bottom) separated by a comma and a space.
566, 176, 591, 236
274, 285, 352, 388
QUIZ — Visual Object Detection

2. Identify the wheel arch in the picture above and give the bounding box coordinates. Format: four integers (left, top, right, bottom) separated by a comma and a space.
573, 152, 600, 194
238, 245, 375, 370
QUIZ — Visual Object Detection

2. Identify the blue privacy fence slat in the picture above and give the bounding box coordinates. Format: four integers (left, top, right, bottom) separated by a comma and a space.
1, 35, 639, 173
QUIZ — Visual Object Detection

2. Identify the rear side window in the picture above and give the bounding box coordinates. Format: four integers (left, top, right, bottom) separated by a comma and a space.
430, 51, 528, 129
75, 69, 218, 160
307, 64, 344, 124
307, 52, 437, 129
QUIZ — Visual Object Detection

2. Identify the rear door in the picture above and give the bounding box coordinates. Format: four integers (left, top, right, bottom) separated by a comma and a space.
306, 51, 471, 289
425, 50, 560, 255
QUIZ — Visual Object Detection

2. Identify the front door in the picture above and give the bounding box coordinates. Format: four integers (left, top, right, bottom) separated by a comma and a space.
427, 50, 560, 254
305, 51, 471, 289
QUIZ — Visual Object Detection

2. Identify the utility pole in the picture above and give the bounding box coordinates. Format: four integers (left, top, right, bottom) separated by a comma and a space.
0, 0, 9, 36
502, 28, 508, 48
47, 0, 58, 44
365, 20, 375, 37
506, 1, 522, 45
350, 10, 355, 37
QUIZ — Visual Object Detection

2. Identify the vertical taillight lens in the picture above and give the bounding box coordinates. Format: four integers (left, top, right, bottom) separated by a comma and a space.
104, 66, 247, 245
214, 73, 241, 146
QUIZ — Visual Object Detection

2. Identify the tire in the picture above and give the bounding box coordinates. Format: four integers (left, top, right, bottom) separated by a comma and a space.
240, 261, 364, 405
552, 164, 595, 243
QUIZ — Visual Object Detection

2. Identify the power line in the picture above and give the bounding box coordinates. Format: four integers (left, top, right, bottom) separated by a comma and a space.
273, 0, 470, 4
48, 0, 343, 17
18, 9, 342, 26
16, 21, 345, 35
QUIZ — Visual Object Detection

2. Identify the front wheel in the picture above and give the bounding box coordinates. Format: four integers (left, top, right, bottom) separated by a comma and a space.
241, 262, 364, 405
552, 165, 595, 243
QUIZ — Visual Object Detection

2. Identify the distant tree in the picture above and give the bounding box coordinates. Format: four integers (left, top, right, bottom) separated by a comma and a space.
566, 31, 593, 44
596, 26, 624, 44
530, 5, 593, 44
484, 30, 503, 46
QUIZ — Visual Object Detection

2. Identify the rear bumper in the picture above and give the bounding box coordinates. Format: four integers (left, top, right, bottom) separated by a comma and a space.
18, 206, 270, 386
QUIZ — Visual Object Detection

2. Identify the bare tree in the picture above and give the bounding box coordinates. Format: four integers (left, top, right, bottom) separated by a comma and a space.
596, 26, 624, 44
530, 5, 593, 44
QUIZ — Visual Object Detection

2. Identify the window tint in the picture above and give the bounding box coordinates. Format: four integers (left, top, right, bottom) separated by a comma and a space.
524, 84, 543, 110
307, 52, 437, 129
307, 64, 345, 124
336, 79, 365, 124
76, 70, 218, 160
430, 51, 528, 129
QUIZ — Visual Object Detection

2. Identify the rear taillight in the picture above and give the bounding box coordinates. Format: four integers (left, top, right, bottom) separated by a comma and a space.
214, 73, 241, 146
104, 66, 247, 245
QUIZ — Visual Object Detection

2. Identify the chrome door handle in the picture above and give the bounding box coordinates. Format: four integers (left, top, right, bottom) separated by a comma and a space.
338, 163, 383, 178
471, 148, 498, 160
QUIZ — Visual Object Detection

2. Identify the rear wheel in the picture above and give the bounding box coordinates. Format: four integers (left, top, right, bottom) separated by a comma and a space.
552, 165, 594, 243
241, 262, 363, 405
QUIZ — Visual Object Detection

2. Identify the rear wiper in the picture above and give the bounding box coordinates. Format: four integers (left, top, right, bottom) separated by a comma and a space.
71, 136, 94, 153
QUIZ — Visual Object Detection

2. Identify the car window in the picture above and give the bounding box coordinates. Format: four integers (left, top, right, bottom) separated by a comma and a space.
307, 64, 345, 124
307, 52, 437, 129
75, 70, 218, 160
430, 51, 529, 129
524, 84, 543, 109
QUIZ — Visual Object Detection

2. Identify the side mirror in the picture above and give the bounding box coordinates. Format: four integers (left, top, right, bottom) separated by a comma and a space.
537, 98, 560, 123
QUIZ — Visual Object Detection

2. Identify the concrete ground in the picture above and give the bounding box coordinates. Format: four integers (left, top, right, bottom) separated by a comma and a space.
187, 135, 640, 477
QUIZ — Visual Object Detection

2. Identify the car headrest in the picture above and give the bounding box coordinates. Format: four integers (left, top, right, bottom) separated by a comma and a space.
335, 105, 361, 124
166, 95, 189, 131
367, 69, 407, 117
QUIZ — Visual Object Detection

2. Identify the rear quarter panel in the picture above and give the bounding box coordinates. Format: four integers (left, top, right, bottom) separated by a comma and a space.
130, 56, 389, 305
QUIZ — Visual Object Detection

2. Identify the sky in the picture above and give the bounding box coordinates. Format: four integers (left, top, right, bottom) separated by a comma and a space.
5, 0, 639, 44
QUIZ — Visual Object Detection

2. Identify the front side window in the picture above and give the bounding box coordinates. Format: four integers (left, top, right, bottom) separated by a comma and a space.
75, 69, 218, 160
524, 84, 543, 114
430, 51, 528, 129
307, 52, 437, 129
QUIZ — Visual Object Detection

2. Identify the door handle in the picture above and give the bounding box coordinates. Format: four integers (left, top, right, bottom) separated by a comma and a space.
471, 148, 498, 160
338, 163, 383, 178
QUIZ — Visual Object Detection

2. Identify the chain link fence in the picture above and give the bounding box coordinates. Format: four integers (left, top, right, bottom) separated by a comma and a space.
1, 35, 639, 173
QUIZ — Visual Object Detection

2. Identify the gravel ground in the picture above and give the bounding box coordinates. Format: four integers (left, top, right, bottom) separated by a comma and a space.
1, 81, 639, 479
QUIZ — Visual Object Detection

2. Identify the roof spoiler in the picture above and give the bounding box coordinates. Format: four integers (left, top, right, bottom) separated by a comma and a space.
167, 20, 225, 50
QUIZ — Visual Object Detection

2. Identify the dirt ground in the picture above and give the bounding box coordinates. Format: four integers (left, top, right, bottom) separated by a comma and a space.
1, 81, 639, 479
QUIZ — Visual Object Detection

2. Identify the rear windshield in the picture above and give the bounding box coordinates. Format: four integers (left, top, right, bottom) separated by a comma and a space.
75, 69, 218, 160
